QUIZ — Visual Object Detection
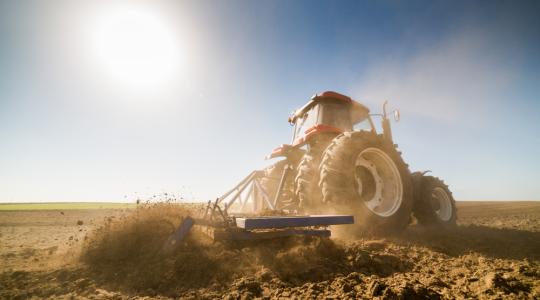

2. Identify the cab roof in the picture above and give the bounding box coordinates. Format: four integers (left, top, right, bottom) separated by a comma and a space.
289, 91, 370, 124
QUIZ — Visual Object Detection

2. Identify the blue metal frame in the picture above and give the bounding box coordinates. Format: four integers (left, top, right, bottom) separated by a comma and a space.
235, 215, 354, 230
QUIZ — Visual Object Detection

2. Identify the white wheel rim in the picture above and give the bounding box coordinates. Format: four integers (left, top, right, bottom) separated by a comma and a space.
432, 187, 452, 221
354, 147, 403, 217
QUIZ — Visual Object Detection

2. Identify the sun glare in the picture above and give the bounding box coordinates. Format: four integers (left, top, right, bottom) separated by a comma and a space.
90, 6, 180, 91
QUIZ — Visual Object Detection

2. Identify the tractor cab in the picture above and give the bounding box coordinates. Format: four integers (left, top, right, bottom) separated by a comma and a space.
289, 91, 374, 146
268, 91, 376, 159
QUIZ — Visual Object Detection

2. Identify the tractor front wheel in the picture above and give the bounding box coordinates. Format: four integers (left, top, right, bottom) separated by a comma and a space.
412, 175, 457, 228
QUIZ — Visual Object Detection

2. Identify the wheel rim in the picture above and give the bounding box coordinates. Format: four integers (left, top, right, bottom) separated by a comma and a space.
431, 187, 452, 221
354, 147, 403, 217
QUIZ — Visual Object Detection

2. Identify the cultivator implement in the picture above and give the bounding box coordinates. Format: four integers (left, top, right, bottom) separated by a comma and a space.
162, 195, 354, 254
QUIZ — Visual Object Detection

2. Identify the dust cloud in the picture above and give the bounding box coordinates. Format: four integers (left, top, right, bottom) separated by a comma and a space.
352, 28, 514, 124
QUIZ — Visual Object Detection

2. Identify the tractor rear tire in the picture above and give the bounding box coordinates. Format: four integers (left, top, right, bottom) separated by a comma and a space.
294, 135, 335, 212
413, 175, 457, 228
295, 152, 323, 211
259, 160, 297, 211
319, 131, 413, 235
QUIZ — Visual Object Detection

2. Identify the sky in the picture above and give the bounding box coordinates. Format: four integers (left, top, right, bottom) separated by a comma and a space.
0, 0, 539, 202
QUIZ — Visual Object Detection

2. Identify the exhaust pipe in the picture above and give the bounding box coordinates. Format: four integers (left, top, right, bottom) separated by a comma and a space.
382, 101, 393, 142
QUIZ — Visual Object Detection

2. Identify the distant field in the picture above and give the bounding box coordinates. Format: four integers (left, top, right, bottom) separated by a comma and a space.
0, 202, 137, 211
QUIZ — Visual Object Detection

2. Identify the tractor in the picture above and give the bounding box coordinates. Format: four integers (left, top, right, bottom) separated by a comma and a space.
163, 91, 457, 248
259, 91, 456, 232
221, 91, 456, 234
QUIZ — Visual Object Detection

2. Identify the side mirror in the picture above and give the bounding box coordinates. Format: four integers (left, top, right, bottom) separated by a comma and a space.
393, 110, 400, 122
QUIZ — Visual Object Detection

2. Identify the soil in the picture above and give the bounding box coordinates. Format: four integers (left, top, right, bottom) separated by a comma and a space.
1, 201, 539, 299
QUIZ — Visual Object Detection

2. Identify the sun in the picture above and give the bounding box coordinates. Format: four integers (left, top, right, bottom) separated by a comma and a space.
89, 6, 180, 90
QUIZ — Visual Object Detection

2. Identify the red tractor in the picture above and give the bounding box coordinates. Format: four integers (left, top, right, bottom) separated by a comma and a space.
223, 91, 456, 234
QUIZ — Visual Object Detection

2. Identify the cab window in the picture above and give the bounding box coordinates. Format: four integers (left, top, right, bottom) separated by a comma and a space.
318, 102, 352, 131
293, 105, 319, 141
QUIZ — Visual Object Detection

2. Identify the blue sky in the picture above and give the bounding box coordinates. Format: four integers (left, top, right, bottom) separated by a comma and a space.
0, 0, 539, 202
